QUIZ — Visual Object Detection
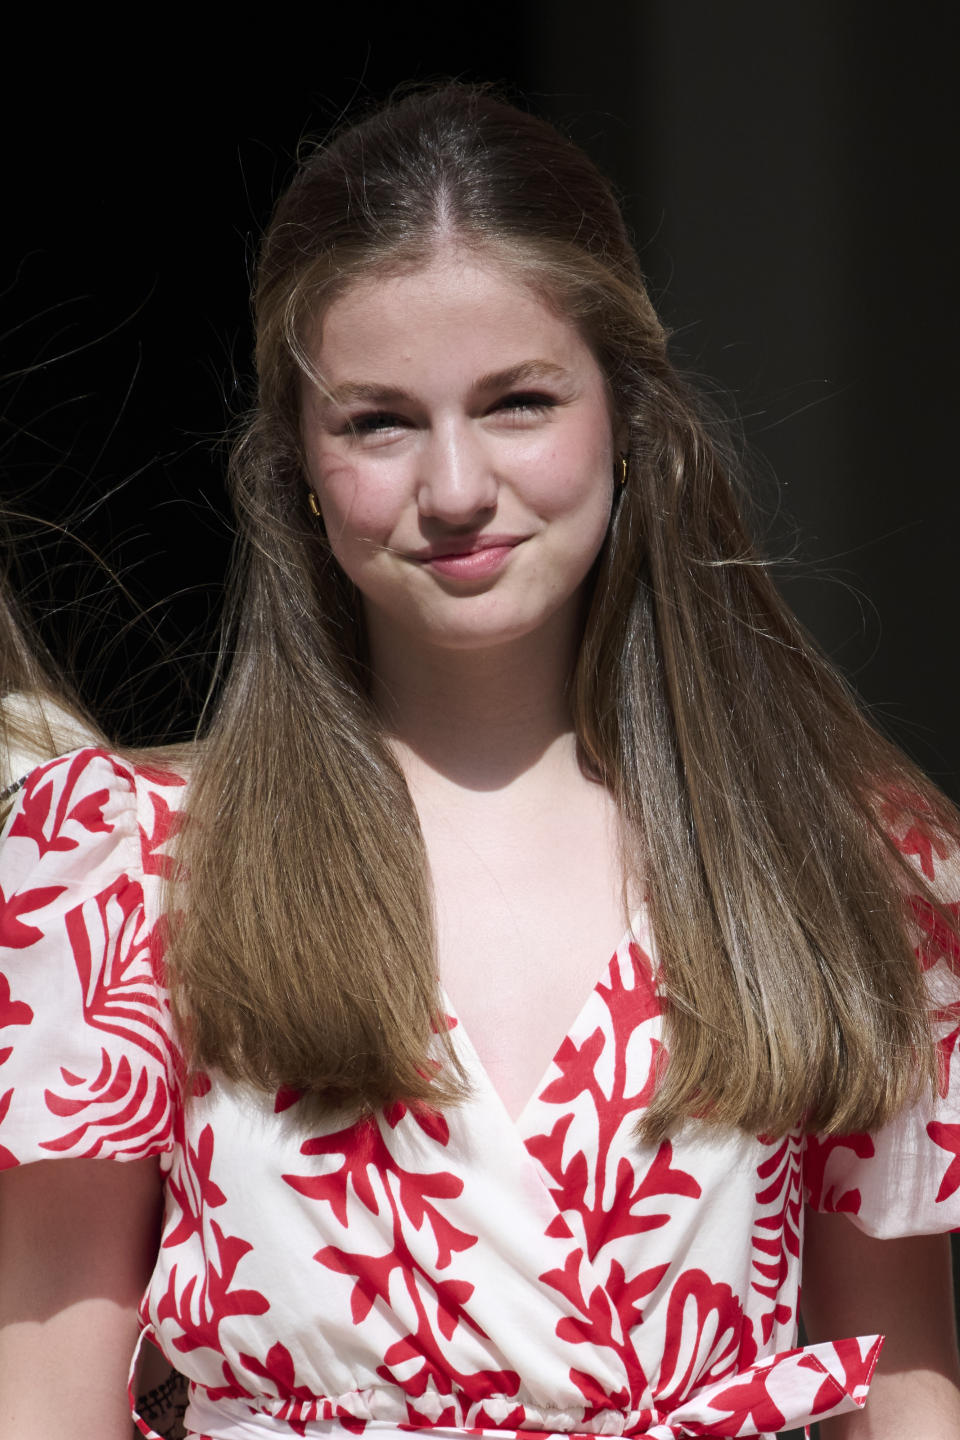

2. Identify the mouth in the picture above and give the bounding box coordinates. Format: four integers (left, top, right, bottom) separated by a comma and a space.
410, 535, 525, 580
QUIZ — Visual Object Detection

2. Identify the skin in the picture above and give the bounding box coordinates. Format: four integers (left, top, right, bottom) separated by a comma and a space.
803, 1211, 960, 1437
0, 1157, 161, 1439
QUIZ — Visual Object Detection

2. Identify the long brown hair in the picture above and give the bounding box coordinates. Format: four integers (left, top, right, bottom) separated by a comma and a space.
170, 83, 958, 1138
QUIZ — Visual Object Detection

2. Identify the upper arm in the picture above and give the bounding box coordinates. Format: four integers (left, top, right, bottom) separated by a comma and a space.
802, 1206, 960, 1438
0, 1156, 162, 1440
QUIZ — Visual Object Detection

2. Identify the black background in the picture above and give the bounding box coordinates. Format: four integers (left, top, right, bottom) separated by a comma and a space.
1, 1, 958, 1419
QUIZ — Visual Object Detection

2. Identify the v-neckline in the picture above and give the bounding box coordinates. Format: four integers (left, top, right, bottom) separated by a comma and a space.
440, 914, 647, 1134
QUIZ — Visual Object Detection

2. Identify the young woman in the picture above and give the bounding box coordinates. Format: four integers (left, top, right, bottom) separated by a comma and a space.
1, 85, 959, 1440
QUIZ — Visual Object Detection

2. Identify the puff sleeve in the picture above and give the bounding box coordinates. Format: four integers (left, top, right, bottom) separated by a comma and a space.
0, 748, 184, 1169
803, 813, 960, 1237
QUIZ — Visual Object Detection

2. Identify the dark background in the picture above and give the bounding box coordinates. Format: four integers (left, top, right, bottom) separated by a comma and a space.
1, 7, 957, 1426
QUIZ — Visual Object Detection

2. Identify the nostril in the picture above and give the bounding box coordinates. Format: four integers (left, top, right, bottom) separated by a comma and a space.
416, 475, 499, 521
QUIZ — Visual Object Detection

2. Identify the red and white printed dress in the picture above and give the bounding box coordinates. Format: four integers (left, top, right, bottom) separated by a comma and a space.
1, 749, 959, 1440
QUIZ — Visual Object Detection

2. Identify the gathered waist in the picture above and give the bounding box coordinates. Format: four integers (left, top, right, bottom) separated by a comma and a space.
149, 1334, 881, 1440
130, 1329, 883, 1440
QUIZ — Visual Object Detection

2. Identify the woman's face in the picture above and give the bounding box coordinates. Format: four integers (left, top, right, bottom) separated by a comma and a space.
300, 250, 616, 659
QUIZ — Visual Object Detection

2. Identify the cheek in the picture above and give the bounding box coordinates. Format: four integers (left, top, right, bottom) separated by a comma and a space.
526, 422, 614, 525
308, 451, 397, 545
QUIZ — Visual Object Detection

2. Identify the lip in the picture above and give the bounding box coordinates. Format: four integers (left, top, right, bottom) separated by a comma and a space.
410, 535, 526, 580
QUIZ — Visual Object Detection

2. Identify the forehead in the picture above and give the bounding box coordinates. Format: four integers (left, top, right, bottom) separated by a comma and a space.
304, 251, 599, 383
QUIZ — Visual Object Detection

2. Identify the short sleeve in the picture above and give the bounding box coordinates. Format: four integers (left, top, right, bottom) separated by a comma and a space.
804, 812, 960, 1237
0, 748, 184, 1169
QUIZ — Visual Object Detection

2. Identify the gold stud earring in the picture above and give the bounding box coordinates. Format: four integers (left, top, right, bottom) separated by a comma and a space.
616, 454, 629, 488
307, 490, 322, 518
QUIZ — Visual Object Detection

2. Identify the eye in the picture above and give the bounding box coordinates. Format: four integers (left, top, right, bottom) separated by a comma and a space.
493, 391, 557, 418
343, 410, 408, 438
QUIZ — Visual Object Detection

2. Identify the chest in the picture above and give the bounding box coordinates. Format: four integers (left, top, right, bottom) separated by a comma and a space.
419, 784, 629, 1120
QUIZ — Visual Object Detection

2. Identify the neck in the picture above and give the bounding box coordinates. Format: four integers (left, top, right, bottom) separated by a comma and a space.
367, 608, 582, 793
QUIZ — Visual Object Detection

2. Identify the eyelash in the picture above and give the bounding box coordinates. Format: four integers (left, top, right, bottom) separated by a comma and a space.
343, 392, 557, 437
346, 412, 403, 436
495, 391, 556, 415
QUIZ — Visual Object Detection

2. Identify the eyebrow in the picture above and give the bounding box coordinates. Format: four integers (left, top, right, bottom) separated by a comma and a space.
322, 360, 573, 410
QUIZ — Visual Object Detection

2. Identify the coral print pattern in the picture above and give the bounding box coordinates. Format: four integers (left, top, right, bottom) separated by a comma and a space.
2, 752, 959, 1440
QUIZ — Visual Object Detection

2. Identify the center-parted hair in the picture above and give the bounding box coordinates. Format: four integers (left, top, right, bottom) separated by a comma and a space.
170, 84, 957, 1138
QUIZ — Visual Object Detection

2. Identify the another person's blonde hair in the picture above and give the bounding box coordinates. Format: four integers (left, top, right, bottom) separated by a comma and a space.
0, 578, 101, 819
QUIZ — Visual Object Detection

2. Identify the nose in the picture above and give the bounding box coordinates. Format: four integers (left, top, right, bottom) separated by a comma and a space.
416, 420, 498, 525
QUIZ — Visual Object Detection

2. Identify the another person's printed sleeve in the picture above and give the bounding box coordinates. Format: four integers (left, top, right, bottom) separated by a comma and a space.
0, 748, 182, 1169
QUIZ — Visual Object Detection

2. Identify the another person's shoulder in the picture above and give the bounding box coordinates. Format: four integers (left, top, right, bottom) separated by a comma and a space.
0, 747, 186, 1168
2, 744, 188, 888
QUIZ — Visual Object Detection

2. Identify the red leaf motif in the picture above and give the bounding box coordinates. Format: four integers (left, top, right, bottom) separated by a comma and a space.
605, 1258, 669, 1331
803, 1131, 873, 1214
525, 939, 686, 1410
23, 874, 177, 1159
315, 1244, 388, 1325
0, 884, 66, 948
704, 1368, 786, 1432
411, 1104, 451, 1146
286, 1118, 381, 1223
239, 1340, 315, 1412
909, 895, 960, 973
540, 1027, 606, 1106
569, 1368, 629, 1412
156, 1218, 269, 1356
888, 820, 949, 880
655, 1268, 757, 1408
634, 1141, 702, 1205
750, 1133, 802, 1343
434, 1278, 475, 1340
0, 973, 33, 1028
286, 1114, 474, 1271
67, 789, 111, 836
140, 790, 187, 878
8, 775, 73, 855
928, 1121, 960, 1203
164, 1122, 228, 1248
39, 1058, 170, 1157
540, 1247, 586, 1311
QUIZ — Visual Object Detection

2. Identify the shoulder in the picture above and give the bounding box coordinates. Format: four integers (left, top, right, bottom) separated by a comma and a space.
803, 793, 960, 1236
881, 786, 960, 887
3, 746, 187, 885
0, 749, 185, 1165
879, 788, 960, 1006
